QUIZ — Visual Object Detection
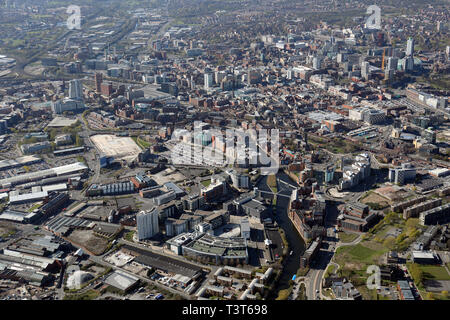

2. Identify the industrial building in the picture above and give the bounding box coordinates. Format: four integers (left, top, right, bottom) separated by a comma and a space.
0, 162, 88, 188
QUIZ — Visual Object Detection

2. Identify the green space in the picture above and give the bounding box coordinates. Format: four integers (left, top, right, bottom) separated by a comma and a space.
28, 203, 42, 212
201, 180, 211, 187
267, 174, 277, 194
124, 231, 135, 242
367, 213, 424, 252
275, 287, 292, 300
418, 265, 450, 281
132, 136, 151, 150
337, 232, 359, 244
324, 264, 337, 278
296, 283, 307, 300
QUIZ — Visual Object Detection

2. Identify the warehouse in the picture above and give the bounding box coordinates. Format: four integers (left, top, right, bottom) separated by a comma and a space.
122, 244, 202, 280
0, 209, 40, 223
0, 162, 88, 188
53, 146, 86, 157
0, 155, 42, 171
104, 270, 140, 293
9, 191, 48, 205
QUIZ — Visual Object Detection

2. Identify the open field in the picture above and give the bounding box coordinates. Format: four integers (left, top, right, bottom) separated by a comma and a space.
67, 229, 110, 256
360, 192, 390, 209
419, 265, 450, 281
337, 231, 359, 243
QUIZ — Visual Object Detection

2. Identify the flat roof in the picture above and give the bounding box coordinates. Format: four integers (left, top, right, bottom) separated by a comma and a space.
9, 191, 48, 203
0, 155, 41, 171
0, 162, 88, 187
123, 244, 202, 279
411, 251, 435, 259
104, 270, 139, 291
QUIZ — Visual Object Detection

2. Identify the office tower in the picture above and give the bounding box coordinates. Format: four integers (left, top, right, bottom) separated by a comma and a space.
204, 73, 213, 89
287, 68, 294, 80
0, 120, 7, 134
361, 61, 370, 80
94, 73, 103, 93
406, 37, 414, 56
385, 69, 394, 81
404, 56, 414, 72
387, 57, 398, 71
190, 75, 196, 90
68, 79, 83, 100
313, 57, 321, 70
137, 208, 159, 240
337, 53, 346, 64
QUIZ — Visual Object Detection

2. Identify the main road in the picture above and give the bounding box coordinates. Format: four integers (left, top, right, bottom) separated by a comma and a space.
308, 231, 362, 300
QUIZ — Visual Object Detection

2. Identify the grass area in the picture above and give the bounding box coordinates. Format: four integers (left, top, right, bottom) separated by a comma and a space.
201, 180, 211, 187
333, 238, 390, 299
347, 244, 381, 263
132, 136, 151, 150
419, 265, 450, 281
267, 174, 277, 194
28, 203, 43, 212
324, 264, 336, 278
366, 212, 424, 252
337, 232, 359, 244
124, 231, 135, 242
275, 287, 292, 300
322, 288, 334, 299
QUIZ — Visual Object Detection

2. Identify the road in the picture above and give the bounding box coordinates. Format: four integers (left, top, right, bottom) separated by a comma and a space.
88, 254, 192, 300
304, 204, 363, 301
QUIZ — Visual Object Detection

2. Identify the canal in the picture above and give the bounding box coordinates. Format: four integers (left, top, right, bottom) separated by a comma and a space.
256, 170, 305, 295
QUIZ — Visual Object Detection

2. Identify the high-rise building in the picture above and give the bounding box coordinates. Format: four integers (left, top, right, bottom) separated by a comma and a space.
406, 37, 414, 56
387, 57, 398, 71
94, 73, 103, 93
404, 56, 414, 72
68, 79, 83, 100
313, 57, 321, 70
136, 208, 159, 240
204, 73, 213, 89
361, 61, 370, 80
0, 120, 7, 134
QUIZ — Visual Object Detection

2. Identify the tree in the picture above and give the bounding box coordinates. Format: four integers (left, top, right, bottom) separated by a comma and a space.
275, 288, 291, 300
75, 135, 84, 147
409, 263, 423, 287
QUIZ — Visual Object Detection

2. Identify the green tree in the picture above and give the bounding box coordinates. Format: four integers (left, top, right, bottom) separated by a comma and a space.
409, 263, 423, 287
